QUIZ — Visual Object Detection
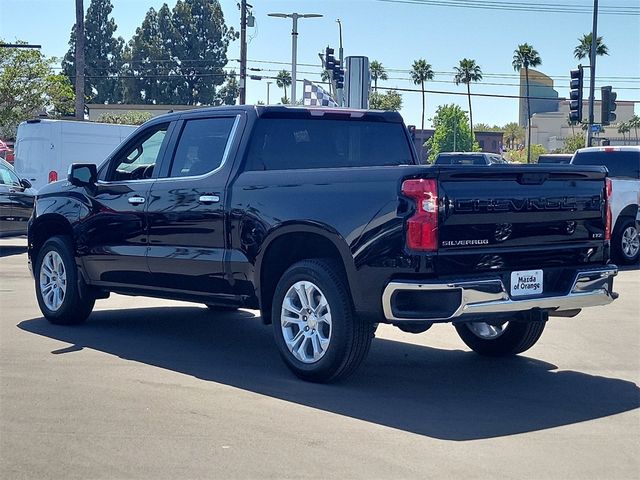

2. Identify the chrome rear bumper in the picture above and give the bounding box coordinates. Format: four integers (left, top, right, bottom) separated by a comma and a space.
382, 266, 618, 323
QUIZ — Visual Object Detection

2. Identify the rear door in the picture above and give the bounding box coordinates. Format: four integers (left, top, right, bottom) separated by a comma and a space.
145, 112, 242, 296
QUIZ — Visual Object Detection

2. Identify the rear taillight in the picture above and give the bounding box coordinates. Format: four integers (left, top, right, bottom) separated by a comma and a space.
605, 177, 612, 241
48, 170, 58, 183
402, 178, 438, 251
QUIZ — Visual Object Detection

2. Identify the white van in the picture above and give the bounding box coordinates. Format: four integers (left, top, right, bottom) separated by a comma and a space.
13, 119, 137, 191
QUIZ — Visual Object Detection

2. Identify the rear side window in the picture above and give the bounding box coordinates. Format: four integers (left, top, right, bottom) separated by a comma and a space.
245, 118, 413, 171
572, 151, 640, 179
169, 117, 236, 177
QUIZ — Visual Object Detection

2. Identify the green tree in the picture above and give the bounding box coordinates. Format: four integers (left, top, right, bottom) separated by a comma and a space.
0, 43, 51, 138
215, 71, 239, 105
369, 90, 402, 111
62, 0, 125, 103
513, 43, 542, 163
425, 104, 478, 162
45, 73, 75, 118
628, 115, 640, 142
96, 111, 152, 125
561, 133, 585, 154
503, 122, 525, 150
618, 122, 631, 145
369, 60, 388, 92
276, 70, 292, 103
168, 0, 236, 105
507, 144, 546, 163
453, 58, 482, 138
574, 33, 609, 60
474, 123, 502, 132
410, 59, 434, 132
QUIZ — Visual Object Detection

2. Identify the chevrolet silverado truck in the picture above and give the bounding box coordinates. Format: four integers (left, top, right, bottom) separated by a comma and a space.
28, 106, 618, 382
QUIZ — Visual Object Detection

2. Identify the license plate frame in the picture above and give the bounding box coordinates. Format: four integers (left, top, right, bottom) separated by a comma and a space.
510, 269, 543, 297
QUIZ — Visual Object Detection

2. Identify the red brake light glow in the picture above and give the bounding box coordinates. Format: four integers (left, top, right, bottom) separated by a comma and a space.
402, 178, 438, 251
48, 170, 58, 183
605, 177, 612, 241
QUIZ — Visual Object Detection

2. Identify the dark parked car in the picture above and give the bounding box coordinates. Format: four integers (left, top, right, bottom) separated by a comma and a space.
28, 106, 617, 382
434, 152, 508, 165
0, 159, 35, 237
537, 154, 573, 164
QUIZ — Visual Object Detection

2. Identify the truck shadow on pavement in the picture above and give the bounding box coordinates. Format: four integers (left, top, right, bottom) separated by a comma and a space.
0, 245, 28, 258
19, 307, 640, 441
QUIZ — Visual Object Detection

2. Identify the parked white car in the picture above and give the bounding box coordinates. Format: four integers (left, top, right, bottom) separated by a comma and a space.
13, 119, 137, 191
572, 146, 640, 264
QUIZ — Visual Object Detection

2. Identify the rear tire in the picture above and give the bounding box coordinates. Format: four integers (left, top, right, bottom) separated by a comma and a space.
272, 259, 373, 383
455, 317, 546, 357
612, 217, 639, 265
35, 236, 95, 325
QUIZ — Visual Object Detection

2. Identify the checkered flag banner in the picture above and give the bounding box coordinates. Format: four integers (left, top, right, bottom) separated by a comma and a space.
303, 79, 338, 107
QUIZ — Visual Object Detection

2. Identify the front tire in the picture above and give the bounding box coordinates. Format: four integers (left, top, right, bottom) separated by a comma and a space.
272, 259, 373, 383
455, 318, 546, 357
613, 217, 640, 265
35, 236, 95, 325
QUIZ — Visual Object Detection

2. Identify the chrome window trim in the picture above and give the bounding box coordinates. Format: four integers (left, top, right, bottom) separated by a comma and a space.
156, 114, 241, 183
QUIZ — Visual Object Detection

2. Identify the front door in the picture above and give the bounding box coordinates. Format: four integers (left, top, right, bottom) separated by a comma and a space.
146, 114, 241, 297
80, 122, 173, 286
0, 162, 31, 236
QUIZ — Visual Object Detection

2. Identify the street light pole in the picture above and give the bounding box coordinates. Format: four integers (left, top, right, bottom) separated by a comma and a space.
586, 0, 599, 147
266, 81, 272, 105
336, 18, 344, 106
268, 12, 323, 105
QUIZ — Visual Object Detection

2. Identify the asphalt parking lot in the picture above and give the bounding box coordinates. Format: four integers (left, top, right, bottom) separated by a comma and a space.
1, 237, 638, 479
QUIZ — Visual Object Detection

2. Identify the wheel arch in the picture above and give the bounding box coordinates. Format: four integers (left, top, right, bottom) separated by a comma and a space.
614, 204, 639, 230
256, 223, 356, 324
29, 213, 75, 267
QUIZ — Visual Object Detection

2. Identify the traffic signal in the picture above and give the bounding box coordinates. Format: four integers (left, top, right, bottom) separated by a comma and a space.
569, 66, 584, 123
325, 47, 336, 71
601, 86, 617, 126
333, 60, 344, 90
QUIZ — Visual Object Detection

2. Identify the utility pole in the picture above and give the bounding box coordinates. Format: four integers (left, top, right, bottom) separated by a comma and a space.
239, 0, 247, 105
586, 0, 599, 147
266, 81, 272, 105
74, 0, 85, 120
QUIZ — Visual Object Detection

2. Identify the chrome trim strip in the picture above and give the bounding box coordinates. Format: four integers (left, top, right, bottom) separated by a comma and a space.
382, 266, 618, 322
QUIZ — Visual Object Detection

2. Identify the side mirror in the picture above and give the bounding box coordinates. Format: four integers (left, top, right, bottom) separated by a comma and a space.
68, 163, 97, 187
20, 178, 32, 189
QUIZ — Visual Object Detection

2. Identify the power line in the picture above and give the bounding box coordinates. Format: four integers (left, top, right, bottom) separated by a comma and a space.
375, 0, 640, 15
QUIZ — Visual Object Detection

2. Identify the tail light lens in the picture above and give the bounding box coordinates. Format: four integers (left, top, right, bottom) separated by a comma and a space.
402, 178, 438, 251
605, 177, 612, 241
48, 170, 58, 183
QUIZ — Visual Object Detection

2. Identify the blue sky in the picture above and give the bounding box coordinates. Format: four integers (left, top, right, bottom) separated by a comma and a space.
1, 0, 639, 127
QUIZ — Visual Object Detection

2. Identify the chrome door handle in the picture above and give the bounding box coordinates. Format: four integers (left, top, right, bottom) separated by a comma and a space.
128, 196, 146, 205
199, 195, 220, 204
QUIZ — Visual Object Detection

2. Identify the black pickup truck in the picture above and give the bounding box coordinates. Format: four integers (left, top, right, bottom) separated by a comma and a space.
28, 106, 618, 382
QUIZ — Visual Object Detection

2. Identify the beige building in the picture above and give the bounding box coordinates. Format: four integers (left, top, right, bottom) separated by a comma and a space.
529, 100, 637, 150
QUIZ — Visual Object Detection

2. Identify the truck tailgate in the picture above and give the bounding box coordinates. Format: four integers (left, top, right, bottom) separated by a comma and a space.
435, 166, 608, 275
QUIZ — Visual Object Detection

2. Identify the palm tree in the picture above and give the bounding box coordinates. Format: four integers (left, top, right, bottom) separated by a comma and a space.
618, 122, 631, 145
410, 59, 434, 132
276, 70, 292, 104
628, 115, 640, 143
574, 33, 609, 60
370, 60, 388, 92
453, 58, 483, 140
513, 43, 542, 163
503, 122, 524, 150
